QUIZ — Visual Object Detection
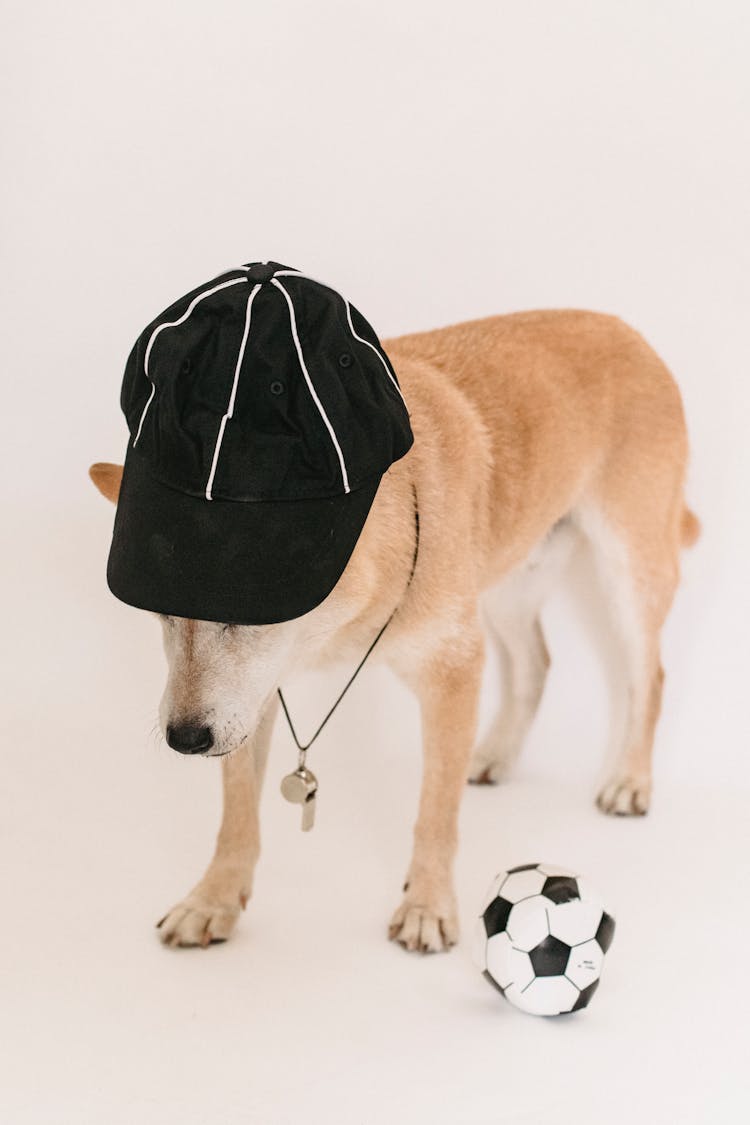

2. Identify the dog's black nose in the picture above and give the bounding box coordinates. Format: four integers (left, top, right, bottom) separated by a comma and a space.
166, 723, 214, 755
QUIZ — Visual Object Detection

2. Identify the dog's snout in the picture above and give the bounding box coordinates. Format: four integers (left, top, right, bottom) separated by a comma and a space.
166, 723, 214, 755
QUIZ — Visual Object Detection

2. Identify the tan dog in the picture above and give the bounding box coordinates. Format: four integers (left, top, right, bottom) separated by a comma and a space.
91, 308, 697, 953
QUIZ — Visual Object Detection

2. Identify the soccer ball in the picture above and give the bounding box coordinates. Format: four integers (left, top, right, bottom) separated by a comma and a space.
475, 863, 615, 1016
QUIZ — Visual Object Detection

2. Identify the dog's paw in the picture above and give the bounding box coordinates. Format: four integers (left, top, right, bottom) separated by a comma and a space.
156, 893, 245, 948
596, 775, 651, 816
388, 898, 459, 953
467, 735, 514, 785
467, 715, 527, 785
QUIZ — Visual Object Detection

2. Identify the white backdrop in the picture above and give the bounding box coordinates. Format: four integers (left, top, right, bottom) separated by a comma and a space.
2, 3, 749, 1123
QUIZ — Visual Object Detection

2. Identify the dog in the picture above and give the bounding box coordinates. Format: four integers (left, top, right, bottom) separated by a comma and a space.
90, 307, 697, 953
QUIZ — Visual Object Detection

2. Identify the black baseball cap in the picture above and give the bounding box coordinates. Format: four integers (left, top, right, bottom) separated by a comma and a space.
106, 261, 413, 624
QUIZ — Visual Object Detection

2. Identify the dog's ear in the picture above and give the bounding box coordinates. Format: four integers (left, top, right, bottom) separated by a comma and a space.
89, 462, 123, 504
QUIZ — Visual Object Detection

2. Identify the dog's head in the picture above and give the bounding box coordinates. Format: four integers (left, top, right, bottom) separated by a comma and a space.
89, 462, 298, 757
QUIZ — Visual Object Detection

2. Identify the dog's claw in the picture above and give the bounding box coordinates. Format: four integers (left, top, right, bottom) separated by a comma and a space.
468, 767, 497, 786
388, 899, 458, 953
157, 895, 242, 948
596, 776, 651, 816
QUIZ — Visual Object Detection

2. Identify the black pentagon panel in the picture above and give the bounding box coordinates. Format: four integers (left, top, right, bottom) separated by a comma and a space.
571, 978, 600, 1011
529, 935, 571, 977
506, 863, 540, 874
541, 875, 580, 904
482, 969, 505, 995
595, 911, 616, 953
483, 895, 512, 938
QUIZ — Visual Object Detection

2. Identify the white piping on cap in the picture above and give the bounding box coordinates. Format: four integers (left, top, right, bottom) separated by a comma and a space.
270, 276, 351, 494
204, 282, 262, 500
132, 275, 247, 447
273, 269, 407, 408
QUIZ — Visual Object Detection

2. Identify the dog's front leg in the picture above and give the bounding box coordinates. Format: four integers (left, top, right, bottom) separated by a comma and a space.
389, 632, 484, 952
157, 695, 278, 948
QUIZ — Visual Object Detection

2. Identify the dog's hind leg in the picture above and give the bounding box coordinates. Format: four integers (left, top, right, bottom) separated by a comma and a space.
157, 694, 278, 947
576, 502, 681, 817
468, 518, 577, 784
468, 614, 549, 784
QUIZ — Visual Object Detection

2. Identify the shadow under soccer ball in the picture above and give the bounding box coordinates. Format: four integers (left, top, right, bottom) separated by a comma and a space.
474, 863, 616, 1016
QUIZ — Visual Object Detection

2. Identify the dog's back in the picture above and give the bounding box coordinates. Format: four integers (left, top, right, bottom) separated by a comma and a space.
387, 310, 690, 578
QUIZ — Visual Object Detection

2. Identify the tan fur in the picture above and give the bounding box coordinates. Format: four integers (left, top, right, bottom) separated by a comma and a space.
681, 508, 701, 548
92, 309, 696, 953
89, 462, 123, 504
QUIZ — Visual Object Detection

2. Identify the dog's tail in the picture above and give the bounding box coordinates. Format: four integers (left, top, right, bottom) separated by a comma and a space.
681, 506, 701, 548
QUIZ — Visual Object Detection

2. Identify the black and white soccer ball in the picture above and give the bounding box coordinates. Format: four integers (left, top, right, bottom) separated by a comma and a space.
474, 863, 615, 1016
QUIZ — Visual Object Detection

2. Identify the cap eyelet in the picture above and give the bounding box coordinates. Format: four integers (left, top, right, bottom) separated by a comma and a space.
180, 358, 191, 374
338, 352, 353, 369
270, 380, 285, 395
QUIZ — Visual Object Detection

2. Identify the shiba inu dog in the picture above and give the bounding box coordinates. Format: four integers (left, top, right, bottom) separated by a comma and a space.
91, 307, 697, 953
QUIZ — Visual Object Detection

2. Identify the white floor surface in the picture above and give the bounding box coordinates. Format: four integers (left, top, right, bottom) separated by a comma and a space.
2, 510, 748, 1125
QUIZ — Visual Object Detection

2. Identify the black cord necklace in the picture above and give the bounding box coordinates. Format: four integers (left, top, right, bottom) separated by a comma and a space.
277, 483, 420, 755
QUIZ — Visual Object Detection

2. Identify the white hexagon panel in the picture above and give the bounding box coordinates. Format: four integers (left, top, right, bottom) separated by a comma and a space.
506, 974, 580, 1016
505, 896, 551, 952
485, 931, 514, 990
548, 899, 604, 946
503, 944, 535, 992
565, 938, 604, 990
499, 867, 547, 903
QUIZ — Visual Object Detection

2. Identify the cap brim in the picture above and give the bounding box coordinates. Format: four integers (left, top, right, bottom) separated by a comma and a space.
107, 450, 382, 625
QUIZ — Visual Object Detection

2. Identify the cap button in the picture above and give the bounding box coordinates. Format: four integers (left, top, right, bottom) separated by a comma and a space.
245, 263, 277, 284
